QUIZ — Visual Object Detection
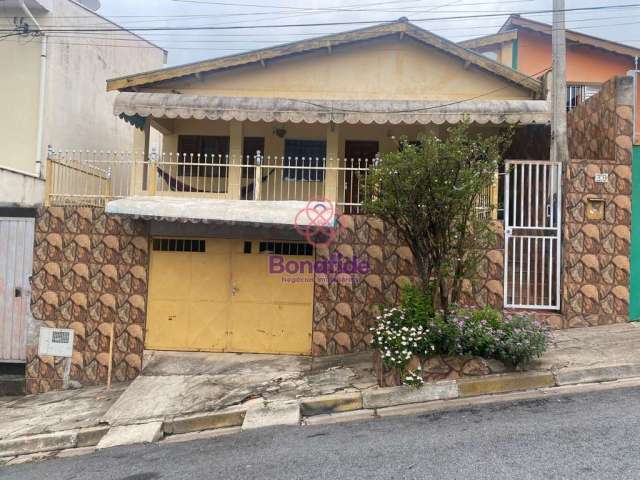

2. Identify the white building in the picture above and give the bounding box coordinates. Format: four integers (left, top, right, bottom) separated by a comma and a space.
0, 0, 166, 207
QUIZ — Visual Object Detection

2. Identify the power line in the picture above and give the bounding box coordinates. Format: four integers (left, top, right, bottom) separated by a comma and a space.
2, 3, 639, 33
16, 13, 640, 42
284, 66, 552, 114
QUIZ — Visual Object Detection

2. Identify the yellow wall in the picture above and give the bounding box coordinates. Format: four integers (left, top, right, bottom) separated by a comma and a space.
146, 36, 532, 101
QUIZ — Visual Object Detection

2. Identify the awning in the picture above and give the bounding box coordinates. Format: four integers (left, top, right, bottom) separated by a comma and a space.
114, 92, 550, 125
105, 196, 337, 229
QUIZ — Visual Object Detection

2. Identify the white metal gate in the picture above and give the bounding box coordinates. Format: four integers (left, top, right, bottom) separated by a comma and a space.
504, 161, 562, 310
0, 217, 35, 362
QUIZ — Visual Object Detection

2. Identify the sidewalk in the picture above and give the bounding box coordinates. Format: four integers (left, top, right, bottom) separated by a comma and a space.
2, 323, 640, 464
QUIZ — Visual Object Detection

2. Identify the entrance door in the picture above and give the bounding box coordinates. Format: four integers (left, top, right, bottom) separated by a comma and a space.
503, 161, 562, 309
344, 141, 378, 214
0, 217, 35, 363
145, 238, 313, 354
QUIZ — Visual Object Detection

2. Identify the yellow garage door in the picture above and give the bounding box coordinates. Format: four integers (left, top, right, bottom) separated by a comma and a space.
146, 238, 313, 355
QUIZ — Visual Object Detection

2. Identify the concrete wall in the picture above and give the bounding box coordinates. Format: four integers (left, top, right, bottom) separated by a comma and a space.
0, 0, 166, 179
144, 36, 533, 101
0, 167, 45, 208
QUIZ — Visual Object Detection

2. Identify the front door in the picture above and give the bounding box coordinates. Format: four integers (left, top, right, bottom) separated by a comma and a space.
344, 141, 378, 214
145, 238, 314, 354
0, 216, 35, 363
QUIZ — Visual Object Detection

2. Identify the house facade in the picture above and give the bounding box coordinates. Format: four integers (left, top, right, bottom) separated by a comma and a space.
459, 15, 640, 110
23, 20, 638, 393
0, 0, 165, 370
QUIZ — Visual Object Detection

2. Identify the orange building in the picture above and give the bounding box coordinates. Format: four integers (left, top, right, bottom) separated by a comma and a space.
460, 15, 640, 110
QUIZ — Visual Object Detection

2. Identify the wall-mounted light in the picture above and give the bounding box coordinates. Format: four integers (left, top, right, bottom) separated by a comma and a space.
273, 127, 287, 138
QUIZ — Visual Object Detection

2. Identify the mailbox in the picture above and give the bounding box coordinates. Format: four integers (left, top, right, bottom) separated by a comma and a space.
585, 197, 605, 221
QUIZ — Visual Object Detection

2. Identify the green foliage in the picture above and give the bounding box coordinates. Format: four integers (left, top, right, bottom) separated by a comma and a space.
363, 122, 512, 313
371, 287, 551, 384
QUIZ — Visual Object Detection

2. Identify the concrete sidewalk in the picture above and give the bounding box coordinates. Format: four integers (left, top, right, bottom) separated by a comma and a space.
2, 323, 640, 463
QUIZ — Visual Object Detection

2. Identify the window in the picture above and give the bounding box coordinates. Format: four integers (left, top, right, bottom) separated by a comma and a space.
283, 139, 326, 182
153, 238, 206, 252
177, 135, 229, 176
567, 85, 601, 111
259, 241, 314, 256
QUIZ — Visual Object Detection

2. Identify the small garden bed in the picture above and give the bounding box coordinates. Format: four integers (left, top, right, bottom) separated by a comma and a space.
370, 286, 550, 387
374, 352, 508, 388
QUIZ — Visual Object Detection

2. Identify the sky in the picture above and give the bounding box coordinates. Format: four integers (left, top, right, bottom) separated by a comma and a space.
92, 0, 640, 66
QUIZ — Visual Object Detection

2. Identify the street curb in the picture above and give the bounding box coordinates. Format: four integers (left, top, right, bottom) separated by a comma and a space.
554, 364, 640, 386
163, 409, 246, 435
300, 392, 363, 416
0, 431, 78, 458
457, 372, 556, 397
0, 425, 109, 459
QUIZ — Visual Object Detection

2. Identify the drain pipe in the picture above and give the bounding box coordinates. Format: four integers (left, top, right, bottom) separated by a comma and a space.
19, 0, 47, 178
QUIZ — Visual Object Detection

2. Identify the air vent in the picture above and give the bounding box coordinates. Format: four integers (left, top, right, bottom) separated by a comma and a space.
259, 241, 313, 256
38, 327, 74, 357
153, 238, 206, 252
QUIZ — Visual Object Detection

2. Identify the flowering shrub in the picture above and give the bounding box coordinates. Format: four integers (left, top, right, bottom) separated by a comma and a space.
371, 286, 551, 385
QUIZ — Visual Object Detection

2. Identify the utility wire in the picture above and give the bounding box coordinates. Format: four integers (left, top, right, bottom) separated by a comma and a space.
2, 4, 639, 33
279, 66, 551, 115
16, 14, 640, 42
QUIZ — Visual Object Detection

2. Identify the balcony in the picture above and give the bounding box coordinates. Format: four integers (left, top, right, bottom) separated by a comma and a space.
45, 150, 373, 214
45, 150, 498, 220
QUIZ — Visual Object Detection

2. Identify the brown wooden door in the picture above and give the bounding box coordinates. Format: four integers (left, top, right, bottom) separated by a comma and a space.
344, 141, 378, 214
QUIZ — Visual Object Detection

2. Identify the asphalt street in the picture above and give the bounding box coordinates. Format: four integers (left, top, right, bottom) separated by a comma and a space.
3, 386, 640, 480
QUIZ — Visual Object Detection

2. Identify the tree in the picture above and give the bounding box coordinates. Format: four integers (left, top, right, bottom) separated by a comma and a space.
362, 123, 511, 316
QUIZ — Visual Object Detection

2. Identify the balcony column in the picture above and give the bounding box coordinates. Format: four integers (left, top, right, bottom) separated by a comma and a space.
324, 123, 341, 203
132, 118, 150, 195
229, 120, 243, 200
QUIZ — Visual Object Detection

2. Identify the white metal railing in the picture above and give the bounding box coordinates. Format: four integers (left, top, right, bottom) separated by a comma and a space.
46, 150, 374, 212
46, 150, 499, 218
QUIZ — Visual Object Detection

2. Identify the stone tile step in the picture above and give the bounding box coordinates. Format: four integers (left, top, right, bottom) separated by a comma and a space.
96, 422, 163, 450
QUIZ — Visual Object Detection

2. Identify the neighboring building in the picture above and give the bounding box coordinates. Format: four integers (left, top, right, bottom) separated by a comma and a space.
0, 0, 167, 205
0, 0, 165, 373
459, 14, 640, 110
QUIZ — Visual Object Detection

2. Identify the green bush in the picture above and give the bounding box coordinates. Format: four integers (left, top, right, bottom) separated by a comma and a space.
370, 286, 551, 383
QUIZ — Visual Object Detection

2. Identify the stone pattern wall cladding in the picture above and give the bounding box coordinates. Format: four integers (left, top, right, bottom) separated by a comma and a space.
26, 207, 149, 394
564, 76, 634, 328
373, 352, 507, 387
312, 215, 505, 356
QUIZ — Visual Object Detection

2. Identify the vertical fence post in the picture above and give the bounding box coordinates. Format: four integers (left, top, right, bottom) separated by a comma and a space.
44, 147, 54, 206
148, 150, 157, 196
254, 150, 262, 201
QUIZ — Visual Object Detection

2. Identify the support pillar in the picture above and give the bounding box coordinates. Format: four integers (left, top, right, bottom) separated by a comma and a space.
324, 123, 341, 203
229, 121, 243, 199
